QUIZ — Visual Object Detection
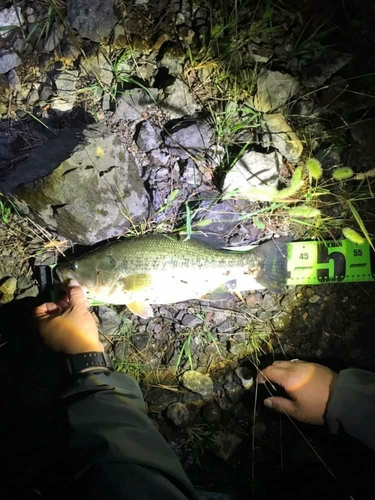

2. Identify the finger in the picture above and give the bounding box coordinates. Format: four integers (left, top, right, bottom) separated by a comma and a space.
67, 280, 87, 308
34, 302, 62, 319
264, 396, 297, 417
260, 364, 291, 387
56, 298, 69, 312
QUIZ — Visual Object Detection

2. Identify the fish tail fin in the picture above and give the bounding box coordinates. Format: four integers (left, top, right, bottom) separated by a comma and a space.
252, 238, 289, 292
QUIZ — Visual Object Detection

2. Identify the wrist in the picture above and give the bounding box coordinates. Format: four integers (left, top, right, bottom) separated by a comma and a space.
65, 340, 104, 355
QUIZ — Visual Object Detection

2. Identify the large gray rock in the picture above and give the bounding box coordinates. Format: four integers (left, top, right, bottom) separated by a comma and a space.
67, 0, 118, 43
0, 124, 150, 245
0, 5, 23, 36
163, 121, 214, 159
254, 70, 299, 112
223, 151, 282, 196
159, 79, 199, 119
112, 88, 158, 123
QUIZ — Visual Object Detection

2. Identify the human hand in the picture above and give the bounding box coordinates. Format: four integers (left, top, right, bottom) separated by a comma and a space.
34, 280, 104, 355
257, 360, 338, 425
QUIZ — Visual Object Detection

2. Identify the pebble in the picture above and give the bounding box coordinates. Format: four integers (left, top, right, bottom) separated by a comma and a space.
182, 313, 203, 329
166, 402, 190, 428
209, 431, 242, 460
202, 402, 222, 423
180, 370, 214, 397
0, 277, 17, 304
235, 367, 254, 390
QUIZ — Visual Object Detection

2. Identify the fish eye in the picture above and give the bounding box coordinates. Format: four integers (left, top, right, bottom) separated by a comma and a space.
69, 262, 78, 271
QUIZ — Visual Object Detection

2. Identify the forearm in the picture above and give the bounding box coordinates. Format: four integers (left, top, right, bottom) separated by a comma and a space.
62, 371, 196, 499
326, 368, 375, 450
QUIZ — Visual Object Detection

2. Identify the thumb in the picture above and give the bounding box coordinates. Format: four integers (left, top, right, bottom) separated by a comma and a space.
34, 302, 62, 319
67, 280, 86, 307
264, 397, 297, 417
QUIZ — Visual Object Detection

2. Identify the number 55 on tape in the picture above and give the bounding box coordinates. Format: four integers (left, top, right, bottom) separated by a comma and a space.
286, 240, 375, 286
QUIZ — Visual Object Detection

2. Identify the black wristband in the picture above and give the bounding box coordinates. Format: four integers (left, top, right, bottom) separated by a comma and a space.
65, 351, 114, 378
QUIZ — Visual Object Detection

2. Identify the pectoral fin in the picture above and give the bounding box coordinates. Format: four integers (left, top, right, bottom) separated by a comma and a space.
121, 274, 152, 292
127, 301, 154, 319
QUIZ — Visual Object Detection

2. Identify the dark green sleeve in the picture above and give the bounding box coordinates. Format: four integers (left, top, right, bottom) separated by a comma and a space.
326, 368, 375, 451
62, 371, 197, 499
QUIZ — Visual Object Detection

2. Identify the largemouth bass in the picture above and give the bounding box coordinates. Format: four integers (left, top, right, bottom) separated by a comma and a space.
56, 235, 287, 319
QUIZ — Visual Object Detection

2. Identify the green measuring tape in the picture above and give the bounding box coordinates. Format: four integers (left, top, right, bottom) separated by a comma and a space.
286, 239, 375, 286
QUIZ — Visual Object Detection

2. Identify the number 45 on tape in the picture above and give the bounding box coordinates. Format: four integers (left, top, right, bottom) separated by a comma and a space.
286, 239, 375, 285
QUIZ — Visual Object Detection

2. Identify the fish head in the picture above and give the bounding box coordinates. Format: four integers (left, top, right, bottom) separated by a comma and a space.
56, 258, 99, 292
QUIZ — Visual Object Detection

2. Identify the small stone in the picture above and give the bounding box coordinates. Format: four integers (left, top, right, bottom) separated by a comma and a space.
262, 294, 277, 311
180, 159, 202, 186
246, 293, 263, 307
114, 340, 128, 360
159, 45, 185, 75
153, 323, 162, 334
202, 402, 221, 423
163, 121, 214, 159
0, 277, 17, 304
145, 387, 179, 412
308, 294, 321, 304
133, 333, 149, 351
136, 121, 160, 152
192, 195, 242, 237
254, 70, 299, 112
44, 23, 64, 52
15, 284, 39, 300
166, 402, 190, 428
210, 431, 242, 460
229, 342, 246, 356
6, 69, 21, 91
54, 69, 78, 101
0, 51, 21, 74
223, 151, 282, 196
67, 0, 118, 43
262, 113, 303, 163
235, 367, 254, 390
217, 320, 235, 333
27, 87, 40, 106
160, 79, 199, 119
272, 311, 292, 331
182, 313, 203, 329
181, 370, 214, 397
223, 381, 245, 405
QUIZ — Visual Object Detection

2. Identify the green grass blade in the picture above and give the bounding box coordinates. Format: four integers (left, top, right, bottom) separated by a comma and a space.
347, 200, 375, 251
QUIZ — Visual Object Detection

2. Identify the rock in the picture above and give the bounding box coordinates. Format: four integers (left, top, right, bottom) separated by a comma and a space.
262, 294, 277, 311
192, 195, 242, 237
180, 159, 202, 186
217, 320, 235, 334
223, 381, 245, 404
159, 45, 186, 75
0, 124, 150, 245
248, 42, 273, 63
145, 387, 179, 412
136, 121, 161, 152
254, 70, 299, 112
301, 52, 353, 90
160, 79, 199, 119
210, 431, 242, 460
80, 49, 113, 87
163, 121, 214, 159
181, 313, 203, 329
235, 367, 254, 390
229, 342, 246, 356
67, 0, 118, 43
0, 51, 21, 74
112, 88, 158, 122
52, 69, 78, 112
223, 151, 282, 196
132, 333, 149, 351
44, 23, 64, 52
114, 340, 128, 359
308, 294, 321, 304
15, 284, 39, 300
0, 277, 17, 304
7, 69, 21, 91
262, 113, 303, 163
166, 402, 190, 428
202, 402, 221, 423
181, 370, 214, 398
97, 306, 123, 335
0, 6, 23, 36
